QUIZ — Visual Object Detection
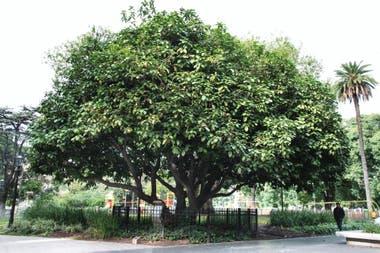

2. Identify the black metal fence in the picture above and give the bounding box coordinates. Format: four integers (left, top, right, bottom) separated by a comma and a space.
112, 206, 258, 236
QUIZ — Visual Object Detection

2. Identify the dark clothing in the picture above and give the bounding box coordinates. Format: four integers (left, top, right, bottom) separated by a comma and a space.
333, 206, 345, 231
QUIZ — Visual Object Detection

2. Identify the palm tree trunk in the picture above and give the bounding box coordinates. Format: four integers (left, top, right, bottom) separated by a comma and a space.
353, 96, 373, 213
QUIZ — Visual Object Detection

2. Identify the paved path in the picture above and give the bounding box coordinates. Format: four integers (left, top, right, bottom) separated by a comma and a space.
1, 235, 379, 253
0, 235, 151, 253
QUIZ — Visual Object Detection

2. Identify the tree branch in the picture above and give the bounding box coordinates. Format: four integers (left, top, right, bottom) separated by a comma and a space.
213, 184, 246, 198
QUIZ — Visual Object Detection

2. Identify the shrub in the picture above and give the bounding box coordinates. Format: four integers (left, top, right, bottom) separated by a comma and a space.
363, 223, 380, 234
123, 225, 252, 244
270, 210, 334, 227
58, 189, 105, 208
22, 196, 121, 239
23, 197, 87, 226
85, 209, 121, 239
7, 219, 60, 235
291, 221, 369, 235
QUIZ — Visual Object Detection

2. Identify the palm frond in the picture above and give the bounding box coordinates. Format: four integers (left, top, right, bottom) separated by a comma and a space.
335, 61, 377, 102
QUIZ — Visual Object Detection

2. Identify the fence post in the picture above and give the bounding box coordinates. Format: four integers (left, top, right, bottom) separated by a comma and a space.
137, 206, 141, 225
126, 206, 130, 229
112, 205, 116, 216
226, 208, 229, 225
117, 206, 121, 218
247, 208, 251, 235
254, 208, 258, 237
237, 208, 241, 237
207, 208, 211, 243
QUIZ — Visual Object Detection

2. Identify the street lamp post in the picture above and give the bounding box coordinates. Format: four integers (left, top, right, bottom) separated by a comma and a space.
8, 155, 23, 228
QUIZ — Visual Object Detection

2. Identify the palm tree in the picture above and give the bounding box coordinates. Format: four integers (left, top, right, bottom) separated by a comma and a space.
335, 61, 377, 213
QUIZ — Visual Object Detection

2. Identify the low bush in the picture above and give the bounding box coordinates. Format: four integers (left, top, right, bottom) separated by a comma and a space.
363, 223, 380, 234
270, 210, 334, 227
58, 189, 105, 208
85, 209, 121, 239
23, 195, 87, 226
291, 221, 368, 235
19, 195, 119, 238
7, 219, 60, 235
7, 218, 85, 236
123, 225, 253, 244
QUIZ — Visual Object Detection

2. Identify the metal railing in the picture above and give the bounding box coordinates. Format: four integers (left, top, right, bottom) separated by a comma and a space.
112, 205, 258, 236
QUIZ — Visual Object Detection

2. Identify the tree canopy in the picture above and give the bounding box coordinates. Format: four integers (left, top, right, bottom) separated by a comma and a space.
29, 3, 348, 210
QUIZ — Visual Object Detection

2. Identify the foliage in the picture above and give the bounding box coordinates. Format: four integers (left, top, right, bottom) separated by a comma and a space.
19, 176, 43, 200
335, 62, 377, 103
270, 210, 334, 227
253, 184, 304, 208
291, 221, 367, 235
338, 114, 380, 203
6, 219, 84, 236
58, 186, 107, 208
29, 0, 348, 210
363, 223, 380, 234
84, 209, 121, 239
6, 219, 59, 235
123, 225, 252, 243
23, 195, 87, 226
20, 195, 120, 238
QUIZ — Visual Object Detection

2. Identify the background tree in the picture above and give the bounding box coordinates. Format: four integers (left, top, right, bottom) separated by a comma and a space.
30, 1, 348, 211
0, 107, 34, 216
338, 114, 380, 205
335, 61, 377, 212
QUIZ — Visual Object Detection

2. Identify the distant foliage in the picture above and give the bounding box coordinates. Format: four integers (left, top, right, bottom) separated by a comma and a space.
58, 189, 106, 208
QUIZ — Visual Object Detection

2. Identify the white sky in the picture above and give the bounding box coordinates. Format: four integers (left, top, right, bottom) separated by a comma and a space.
0, 0, 379, 119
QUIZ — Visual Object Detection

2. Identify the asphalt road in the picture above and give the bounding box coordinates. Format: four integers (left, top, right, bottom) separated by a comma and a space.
1, 235, 379, 253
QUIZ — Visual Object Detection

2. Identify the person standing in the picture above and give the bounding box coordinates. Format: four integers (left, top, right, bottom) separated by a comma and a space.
333, 202, 345, 231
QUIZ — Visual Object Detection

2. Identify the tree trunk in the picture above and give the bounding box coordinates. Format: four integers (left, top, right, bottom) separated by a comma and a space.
323, 187, 335, 210
203, 199, 214, 212
252, 185, 256, 209
174, 189, 186, 213
0, 192, 7, 218
353, 96, 373, 213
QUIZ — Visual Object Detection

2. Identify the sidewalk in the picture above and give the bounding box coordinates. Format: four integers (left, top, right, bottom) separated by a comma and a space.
1, 235, 379, 253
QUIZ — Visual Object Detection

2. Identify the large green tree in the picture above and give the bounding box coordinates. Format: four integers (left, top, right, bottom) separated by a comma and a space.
30, 2, 348, 211
335, 62, 377, 212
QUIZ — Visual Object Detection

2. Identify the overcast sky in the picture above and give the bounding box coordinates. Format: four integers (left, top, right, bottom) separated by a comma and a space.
0, 0, 379, 119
